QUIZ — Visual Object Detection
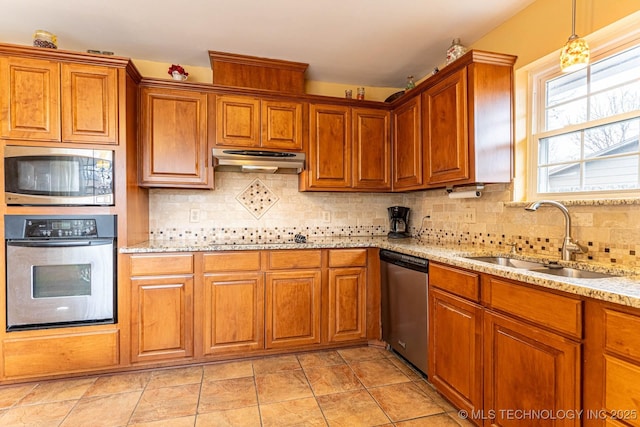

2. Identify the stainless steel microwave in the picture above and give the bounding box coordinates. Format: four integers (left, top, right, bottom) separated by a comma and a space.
4, 146, 114, 206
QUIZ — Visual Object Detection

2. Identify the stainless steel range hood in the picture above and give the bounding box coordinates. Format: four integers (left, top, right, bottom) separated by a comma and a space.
212, 149, 305, 174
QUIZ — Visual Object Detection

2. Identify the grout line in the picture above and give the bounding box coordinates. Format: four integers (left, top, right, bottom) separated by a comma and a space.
250, 361, 265, 427
295, 353, 331, 427
125, 370, 151, 426
192, 366, 204, 427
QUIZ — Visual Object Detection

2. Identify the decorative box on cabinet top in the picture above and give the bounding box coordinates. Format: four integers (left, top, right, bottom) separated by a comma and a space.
209, 50, 308, 94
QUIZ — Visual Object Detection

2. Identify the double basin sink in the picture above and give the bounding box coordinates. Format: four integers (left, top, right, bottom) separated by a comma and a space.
465, 256, 619, 279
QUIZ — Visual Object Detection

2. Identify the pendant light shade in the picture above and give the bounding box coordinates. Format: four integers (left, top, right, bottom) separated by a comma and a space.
560, 0, 590, 72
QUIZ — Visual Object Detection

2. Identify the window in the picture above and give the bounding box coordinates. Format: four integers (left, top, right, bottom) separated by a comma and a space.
530, 39, 640, 199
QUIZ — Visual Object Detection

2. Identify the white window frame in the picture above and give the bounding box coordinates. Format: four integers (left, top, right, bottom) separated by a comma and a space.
526, 24, 640, 201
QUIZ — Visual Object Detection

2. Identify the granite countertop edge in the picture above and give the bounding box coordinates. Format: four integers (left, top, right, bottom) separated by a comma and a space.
121, 236, 640, 309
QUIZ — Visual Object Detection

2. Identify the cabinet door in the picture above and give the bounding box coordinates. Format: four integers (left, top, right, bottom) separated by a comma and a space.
429, 288, 482, 418
423, 69, 470, 185
261, 100, 303, 150
584, 303, 640, 427
392, 95, 424, 190
215, 94, 261, 147
308, 104, 351, 188
328, 267, 367, 342
0, 57, 60, 141
61, 63, 118, 144
203, 273, 264, 355
131, 276, 194, 363
139, 87, 211, 188
484, 311, 581, 427
352, 108, 391, 190
265, 270, 322, 348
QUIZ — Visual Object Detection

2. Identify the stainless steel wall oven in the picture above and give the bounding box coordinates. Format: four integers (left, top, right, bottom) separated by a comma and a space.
5, 215, 117, 331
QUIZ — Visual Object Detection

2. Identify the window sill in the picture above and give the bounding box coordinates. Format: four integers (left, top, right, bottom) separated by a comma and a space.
506, 198, 640, 208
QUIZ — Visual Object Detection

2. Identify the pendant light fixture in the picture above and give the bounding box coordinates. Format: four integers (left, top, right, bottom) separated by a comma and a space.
560, 0, 590, 72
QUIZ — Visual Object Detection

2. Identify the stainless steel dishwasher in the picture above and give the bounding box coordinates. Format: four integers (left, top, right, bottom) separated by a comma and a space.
380, 249, 429, 374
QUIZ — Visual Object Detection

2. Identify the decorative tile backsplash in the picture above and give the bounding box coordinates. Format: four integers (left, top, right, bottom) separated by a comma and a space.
149, 225, 387, 243
235, 178, 278, 219
149, 173, 640, 268
410, 184, 640, 267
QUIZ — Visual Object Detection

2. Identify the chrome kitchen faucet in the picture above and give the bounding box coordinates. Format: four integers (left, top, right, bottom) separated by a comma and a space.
525, 200, 588, 261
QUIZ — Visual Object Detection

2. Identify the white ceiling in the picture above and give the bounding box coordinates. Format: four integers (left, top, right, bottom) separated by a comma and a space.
1, 0, 535, 87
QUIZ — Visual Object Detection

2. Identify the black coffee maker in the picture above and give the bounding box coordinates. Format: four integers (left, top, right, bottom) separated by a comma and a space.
387, 206, 410, 239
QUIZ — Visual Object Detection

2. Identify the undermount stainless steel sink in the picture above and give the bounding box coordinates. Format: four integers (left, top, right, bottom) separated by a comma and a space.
528, 266, 618, 279
466, 256, 547, 269
464, 256, 619, 279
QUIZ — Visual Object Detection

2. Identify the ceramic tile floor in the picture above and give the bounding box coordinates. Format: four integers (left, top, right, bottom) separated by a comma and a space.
0, 346, 474, 426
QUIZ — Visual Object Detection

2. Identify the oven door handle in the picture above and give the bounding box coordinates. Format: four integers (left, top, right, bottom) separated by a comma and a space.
7, 239, 113, 248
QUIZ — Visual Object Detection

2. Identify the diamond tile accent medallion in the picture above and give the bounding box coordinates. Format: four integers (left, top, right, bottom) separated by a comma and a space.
236, 179, 279, 219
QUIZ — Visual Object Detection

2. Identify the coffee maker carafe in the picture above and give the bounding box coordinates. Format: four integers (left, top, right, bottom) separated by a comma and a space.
387, 206, 410, 239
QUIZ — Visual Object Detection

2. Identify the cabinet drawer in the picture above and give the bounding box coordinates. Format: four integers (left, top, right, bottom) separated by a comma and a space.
485, 277, 582, 339
329, 249, 367, 267
268, 250, 322, 269
203, 251, 261, 272
604, 308, 640, 363
130, 254, 194, 276
604, 356, 640, 427
429, 263, 480, 302
3, 330, 119, 378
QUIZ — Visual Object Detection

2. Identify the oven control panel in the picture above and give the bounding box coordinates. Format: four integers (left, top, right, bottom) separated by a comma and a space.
24, 219, 98, 238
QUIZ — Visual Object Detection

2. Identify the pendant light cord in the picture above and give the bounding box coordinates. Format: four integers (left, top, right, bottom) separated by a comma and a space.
571, 0, 577, 37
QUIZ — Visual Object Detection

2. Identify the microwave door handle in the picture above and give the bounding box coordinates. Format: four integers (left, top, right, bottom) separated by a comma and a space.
7, 239, 111, 248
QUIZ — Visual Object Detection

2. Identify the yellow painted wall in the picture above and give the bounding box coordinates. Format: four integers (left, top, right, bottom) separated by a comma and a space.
133, 60, 213, 83
132, 60, 400, 102
471, 0, 640, 69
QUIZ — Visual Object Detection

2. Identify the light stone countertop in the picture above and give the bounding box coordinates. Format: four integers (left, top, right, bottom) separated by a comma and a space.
121, 236, 640, 309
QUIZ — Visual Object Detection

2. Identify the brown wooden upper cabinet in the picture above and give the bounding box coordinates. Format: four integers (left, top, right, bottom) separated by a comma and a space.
0, 57, 118, 144
422, 52, 515, 187
139, 86, 212, 189
423, 69, 469, 184
214, 94, 303, 151
62, 63, 118, 144
301, 104, 390, 191
304, 104, 352, 189
392, 94, 424, 191
352, 108, 391, 191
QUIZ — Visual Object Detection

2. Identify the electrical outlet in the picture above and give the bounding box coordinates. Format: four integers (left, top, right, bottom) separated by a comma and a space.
462, 208, 476, 223
189, 208, 200, 223
322, 211, 331, 222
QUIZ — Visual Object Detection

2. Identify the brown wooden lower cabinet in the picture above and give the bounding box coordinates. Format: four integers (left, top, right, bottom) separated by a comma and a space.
124, 248, 368, 366
265, 270, 322, 348
584, 301, 640, 427
328, 266, 367, 342
429, 262, 583, 427
203, 272, 264, 355
483, 311, 581, 427
130, 275, 194, 363
202, 251, 264, 356
129, 253, 195, 363
2, 329, 119, 379
428, 288, 483, 420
